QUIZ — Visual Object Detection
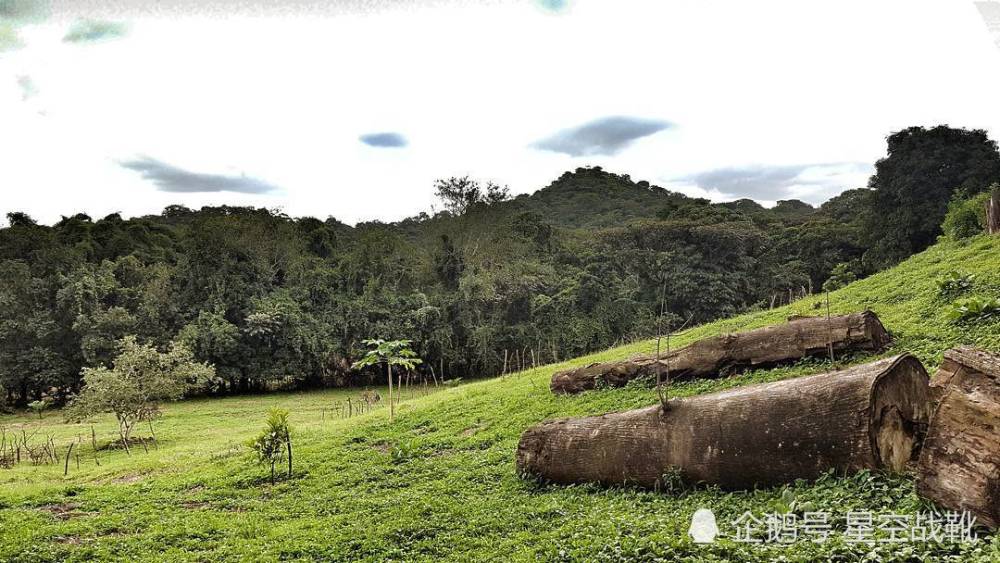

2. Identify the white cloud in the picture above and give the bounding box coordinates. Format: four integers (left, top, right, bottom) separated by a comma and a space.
1, 0, 999, 224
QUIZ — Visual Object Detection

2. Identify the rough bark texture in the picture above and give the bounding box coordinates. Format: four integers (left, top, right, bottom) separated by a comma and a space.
917, 346, 1000, 530
987, 188, 1000, 236
927, 346, 1000, 406
519, 354, 930, 491
550, 311, 891, 394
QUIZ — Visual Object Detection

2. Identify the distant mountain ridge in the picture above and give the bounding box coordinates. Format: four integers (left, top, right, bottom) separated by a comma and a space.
509, 166, 847, 229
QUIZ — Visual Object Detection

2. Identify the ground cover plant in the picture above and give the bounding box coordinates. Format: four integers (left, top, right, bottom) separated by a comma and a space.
0, 235, 999, 561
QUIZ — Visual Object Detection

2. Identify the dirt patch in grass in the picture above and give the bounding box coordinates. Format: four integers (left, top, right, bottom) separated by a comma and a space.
180, 501, 211, 510
103, 471, 152, 485
37, 503, 92, 520
461, 423, 486, 437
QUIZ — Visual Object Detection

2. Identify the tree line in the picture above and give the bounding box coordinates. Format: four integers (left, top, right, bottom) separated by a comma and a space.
1, 124, 998, 406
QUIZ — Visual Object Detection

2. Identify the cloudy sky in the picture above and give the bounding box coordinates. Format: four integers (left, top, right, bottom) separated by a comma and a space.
2, 0, 1000, 225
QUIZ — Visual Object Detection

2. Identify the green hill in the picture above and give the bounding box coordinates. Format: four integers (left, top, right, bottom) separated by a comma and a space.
2, 235, 1000, 561
510, 166, 823, 228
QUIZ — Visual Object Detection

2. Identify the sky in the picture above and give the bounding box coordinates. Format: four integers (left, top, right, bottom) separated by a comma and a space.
2, 0, 1000, 226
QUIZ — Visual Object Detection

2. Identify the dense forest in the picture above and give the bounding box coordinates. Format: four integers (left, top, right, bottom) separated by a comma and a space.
2, 125, 999, 405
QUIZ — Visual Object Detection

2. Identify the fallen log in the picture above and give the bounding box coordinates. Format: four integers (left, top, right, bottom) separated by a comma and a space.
550, 311, 890, 394
917, 346, 1000, 530
519, 354, 930, 490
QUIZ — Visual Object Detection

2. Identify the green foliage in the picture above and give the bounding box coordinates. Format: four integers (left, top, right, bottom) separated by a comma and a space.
351, 339, 422, 372
943, 189, 993, 240
864, 125, 1000, 268
946, 296, 1000, 323
1, 142, 996, 406
248, 408, 292, 483
936, 270, 975, 297
27, 399, 49, 419
821, 262, 858, 293
658, 466, 688, 495
3, 237, 1000, 560
66, 336, 215, 444
388, 440, 416, 464
433, 175, 511, 215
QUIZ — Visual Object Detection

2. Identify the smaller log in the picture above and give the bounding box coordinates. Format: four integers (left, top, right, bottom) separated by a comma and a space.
550, 311, 890, 394
917, 346, 1000, 530
927, 346, 1000, 406
520, 354, 931, 491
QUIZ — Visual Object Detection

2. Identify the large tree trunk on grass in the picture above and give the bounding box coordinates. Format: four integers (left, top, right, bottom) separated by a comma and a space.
550, 311, 890, 394
519, 354, 930, 490
917, 346, 1000, 530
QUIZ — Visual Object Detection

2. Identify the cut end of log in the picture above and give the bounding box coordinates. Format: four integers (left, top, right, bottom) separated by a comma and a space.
870, 355, 932, 472
874, 407, 918, 472
861, 310, 893, 351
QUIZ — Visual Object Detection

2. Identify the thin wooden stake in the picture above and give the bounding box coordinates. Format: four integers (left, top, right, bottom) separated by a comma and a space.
91, 425, 100, 466
64, 442, 74, 476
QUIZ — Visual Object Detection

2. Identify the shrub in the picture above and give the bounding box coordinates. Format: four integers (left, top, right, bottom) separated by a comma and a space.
27, 399, 49, 419
945, 296, 1000, 323
821, 262, 858, 293
935, 270, 974, 297
249, 408, 292, 483
389, 440, 416, 464
942, 190, 992, 240
66, 336, 215, 451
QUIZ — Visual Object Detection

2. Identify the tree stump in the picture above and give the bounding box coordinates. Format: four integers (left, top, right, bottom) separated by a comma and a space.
550, 311, 890, 394
987, 187, 1000, 235
519, 354, 931, 490
917, 346, 1000, 529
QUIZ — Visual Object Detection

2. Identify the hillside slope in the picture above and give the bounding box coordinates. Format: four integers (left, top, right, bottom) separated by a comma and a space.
2, 236, 1000, 561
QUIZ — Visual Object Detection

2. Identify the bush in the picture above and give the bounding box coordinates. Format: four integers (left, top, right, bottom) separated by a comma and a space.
942, 190, 992, 240
249, 408, 292, 483
935, 270, 974, 297
27, 399, 49, 419
945, 296, 1000, 323
821, 262, 858, 293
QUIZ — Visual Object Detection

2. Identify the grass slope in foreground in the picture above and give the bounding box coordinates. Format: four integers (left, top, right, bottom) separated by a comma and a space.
2, 236, 1000, 562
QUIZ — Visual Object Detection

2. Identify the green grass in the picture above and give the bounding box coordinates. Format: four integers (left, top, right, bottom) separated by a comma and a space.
3, 235, 1000, 561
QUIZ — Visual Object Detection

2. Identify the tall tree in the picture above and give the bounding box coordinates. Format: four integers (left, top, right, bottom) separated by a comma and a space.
433, 176, 510, 215
865, 125, 1000, 268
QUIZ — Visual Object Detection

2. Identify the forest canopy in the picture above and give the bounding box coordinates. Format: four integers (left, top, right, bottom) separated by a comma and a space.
2, 125, 997, 406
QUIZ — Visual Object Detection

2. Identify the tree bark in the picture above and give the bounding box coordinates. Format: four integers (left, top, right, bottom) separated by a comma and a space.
519, 354, 931, 491
386, 363, 394, 421
550, 311, 890, 394
917, 346, 1000, 530
987, 187, 1000, 235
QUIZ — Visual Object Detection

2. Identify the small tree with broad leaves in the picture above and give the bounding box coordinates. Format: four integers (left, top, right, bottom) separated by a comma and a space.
66, 336, 215, 453
351, 339, 422, 422
248, 408, 292, 484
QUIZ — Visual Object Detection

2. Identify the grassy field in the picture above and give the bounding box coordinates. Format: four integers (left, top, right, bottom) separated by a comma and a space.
2, 235, 1000, 561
